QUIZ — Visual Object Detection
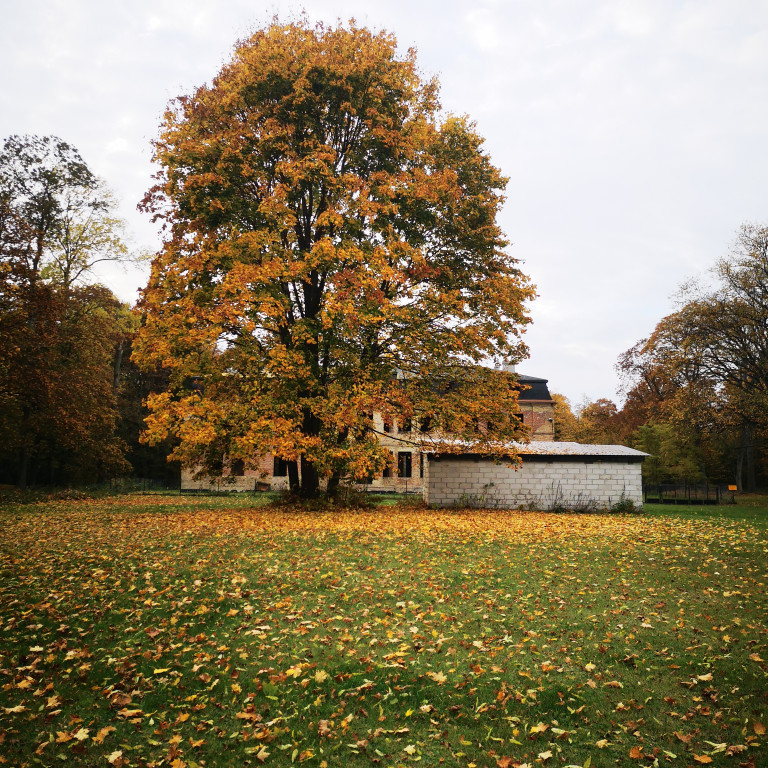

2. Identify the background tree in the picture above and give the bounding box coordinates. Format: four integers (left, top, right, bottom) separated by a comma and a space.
0, 135, 133, 488
135, 21, 534, 498
551, 392, 578, 441
573, 397, 622, 445
616, 223, 768, 490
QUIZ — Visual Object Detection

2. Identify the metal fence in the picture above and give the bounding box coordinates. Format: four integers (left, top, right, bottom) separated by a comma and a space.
642, 483, 734, 505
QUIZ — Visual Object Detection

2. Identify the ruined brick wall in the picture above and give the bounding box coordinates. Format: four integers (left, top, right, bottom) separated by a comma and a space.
519, 401, 555, 441
181, 453, 287, 491
368, 413, 423, 493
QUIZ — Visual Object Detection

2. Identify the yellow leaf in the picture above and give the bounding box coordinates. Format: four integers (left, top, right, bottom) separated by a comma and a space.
404, 744, 417, 755
693, 756, 712, 764
314, 670, 329, 683
537, 750, 553, 762
93, 726, 115, 745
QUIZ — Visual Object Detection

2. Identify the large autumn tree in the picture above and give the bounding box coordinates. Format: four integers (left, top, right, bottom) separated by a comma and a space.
134, 21, 534, 498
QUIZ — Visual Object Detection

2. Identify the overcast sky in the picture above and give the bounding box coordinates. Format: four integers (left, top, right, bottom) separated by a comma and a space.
2, 0, 767, 407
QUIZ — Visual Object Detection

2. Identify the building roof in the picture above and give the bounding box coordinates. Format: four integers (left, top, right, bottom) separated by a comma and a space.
516, 374, 553, 401
518, 441, 647, 457
425, 440, 648, 462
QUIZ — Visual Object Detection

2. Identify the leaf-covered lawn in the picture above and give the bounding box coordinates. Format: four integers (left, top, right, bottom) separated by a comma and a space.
1, 496, 766, 768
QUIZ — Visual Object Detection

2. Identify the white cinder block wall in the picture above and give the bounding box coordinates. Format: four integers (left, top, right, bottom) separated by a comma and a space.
425, 456, 643, 509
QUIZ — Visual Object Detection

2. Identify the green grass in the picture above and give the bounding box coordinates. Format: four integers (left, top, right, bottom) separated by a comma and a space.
0, 495, 766, 768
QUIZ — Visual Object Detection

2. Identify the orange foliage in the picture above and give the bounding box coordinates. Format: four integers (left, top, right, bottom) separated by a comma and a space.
134, 20, 534, 497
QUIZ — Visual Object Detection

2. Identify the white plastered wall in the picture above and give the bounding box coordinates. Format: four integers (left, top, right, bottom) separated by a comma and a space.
425, 457, 643, 509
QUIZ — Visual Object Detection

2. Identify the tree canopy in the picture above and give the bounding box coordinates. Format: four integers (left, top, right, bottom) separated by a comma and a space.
134, 20, 534, 498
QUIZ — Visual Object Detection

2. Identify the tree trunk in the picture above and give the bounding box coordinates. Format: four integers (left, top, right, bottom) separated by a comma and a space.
745, 429, 756, 493
17, 405, 32, 490
299, 456, 320, 499
287, 460, 300, 494
113, 338, 125, 391
735, 448, 744, 492
737, 425, 757, 493
18, 444, 29, 491
326, 472, 341, 499
297, 406, 322, 499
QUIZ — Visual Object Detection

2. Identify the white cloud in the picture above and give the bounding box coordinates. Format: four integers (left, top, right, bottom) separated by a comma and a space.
1, 0, 767, 404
